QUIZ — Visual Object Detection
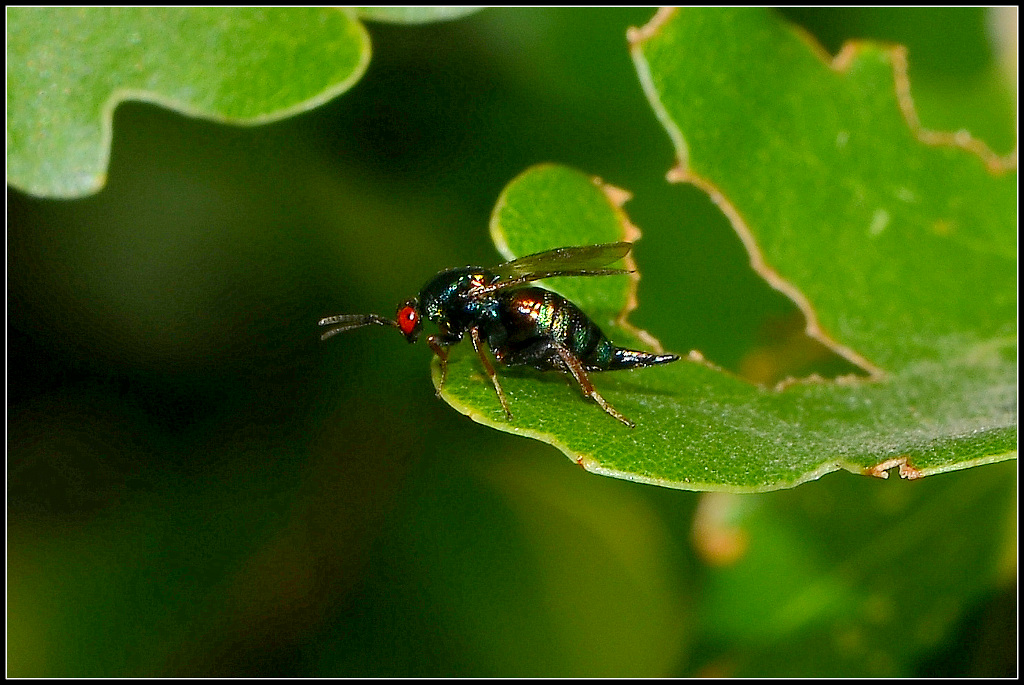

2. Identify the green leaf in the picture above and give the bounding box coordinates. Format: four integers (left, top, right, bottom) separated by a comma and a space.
632, 7, 1015, 371
356, 7, 484, 25
7, 7, 371, 198
435, 10, 1015, 492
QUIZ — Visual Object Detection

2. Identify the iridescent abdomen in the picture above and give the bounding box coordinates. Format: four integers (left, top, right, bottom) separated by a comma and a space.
495, 287, 615, 371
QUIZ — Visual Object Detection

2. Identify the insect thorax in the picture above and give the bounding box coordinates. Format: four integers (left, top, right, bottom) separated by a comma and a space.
419, 266, 502, 341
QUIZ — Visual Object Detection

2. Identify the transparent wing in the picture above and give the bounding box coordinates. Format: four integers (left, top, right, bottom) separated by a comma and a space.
487, 242, 632, 286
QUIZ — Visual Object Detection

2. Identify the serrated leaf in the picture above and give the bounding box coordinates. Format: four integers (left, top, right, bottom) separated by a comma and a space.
7, 7, 370, 198
435, 9, 1015, 492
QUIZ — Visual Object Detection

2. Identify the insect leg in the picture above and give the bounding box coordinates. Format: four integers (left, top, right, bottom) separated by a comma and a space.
426, 335, 449, 397
470, 327, 513, 420
553, 343, 635, 428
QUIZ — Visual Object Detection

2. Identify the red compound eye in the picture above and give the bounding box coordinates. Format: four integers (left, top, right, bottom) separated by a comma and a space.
397, 305, 419, 337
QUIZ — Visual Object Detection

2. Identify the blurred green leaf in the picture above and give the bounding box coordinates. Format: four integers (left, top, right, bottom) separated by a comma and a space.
7, 7, 370, 198
696, 460, 1016, 676
356, 7, 483, 25
436, 7, 1016, 492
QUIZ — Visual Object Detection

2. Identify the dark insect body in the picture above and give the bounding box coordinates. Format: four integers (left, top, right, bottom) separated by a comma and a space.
319, 242, 678, 427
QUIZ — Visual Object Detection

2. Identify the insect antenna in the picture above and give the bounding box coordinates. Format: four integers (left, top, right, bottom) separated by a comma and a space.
319, 313, 399, 341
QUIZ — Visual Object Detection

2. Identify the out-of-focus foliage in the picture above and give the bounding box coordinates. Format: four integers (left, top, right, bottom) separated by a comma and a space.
7, 7, 1016, 677
6, 7, 480, 198
356, 7, 483, 24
